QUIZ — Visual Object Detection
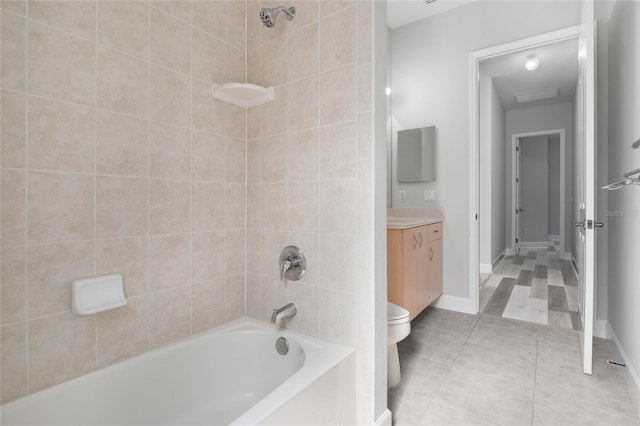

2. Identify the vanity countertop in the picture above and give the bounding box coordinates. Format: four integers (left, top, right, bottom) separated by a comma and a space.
387, 216, 443, 229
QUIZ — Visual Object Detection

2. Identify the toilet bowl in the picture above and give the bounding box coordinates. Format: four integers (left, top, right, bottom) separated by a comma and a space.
387, 302, 411, 388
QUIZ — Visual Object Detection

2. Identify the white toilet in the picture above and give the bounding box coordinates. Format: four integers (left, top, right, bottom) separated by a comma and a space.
387, 302, 411, 388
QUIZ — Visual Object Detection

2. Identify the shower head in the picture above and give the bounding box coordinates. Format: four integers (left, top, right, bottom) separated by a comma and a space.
260, 6, 295, 28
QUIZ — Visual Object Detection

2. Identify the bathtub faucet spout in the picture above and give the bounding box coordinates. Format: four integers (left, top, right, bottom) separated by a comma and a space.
271, 302, 297, 324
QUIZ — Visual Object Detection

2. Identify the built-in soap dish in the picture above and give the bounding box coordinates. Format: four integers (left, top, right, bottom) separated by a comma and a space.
212, 83, 274, 108
72, 274, 127, 315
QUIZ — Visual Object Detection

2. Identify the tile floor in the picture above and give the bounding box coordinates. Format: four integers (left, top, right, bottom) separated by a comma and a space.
480, 242, 579, 330
389, 308, 640, 426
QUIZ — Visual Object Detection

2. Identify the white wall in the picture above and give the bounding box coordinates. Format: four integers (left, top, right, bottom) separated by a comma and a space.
548, 137, 561, 236
520, 136, 549, 243
505, 102, 574, 254
390, 0, 581, 299
491, 79, 507, 263
604, 0, 640, 402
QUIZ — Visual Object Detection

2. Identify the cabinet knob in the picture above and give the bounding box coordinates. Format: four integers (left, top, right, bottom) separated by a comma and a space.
429, 247, 434, 261
412, 234, 417, 250
418, 232, 423, 248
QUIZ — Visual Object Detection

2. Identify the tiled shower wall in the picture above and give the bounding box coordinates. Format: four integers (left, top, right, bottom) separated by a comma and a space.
244, 1, 376, 422
0, 0, 249, 402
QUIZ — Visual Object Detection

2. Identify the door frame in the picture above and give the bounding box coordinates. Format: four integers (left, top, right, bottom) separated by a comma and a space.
510, 129, 566, 255
468, 25, 581, 314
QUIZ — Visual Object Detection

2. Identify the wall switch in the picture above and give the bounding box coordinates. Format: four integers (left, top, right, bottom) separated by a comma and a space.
399, 190, 406, 202
424, 189, 436, 202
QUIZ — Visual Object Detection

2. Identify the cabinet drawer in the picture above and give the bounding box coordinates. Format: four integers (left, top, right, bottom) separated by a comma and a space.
427, 222, 443, 241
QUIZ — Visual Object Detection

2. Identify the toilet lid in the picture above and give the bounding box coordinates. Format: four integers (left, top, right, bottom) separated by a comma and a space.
387, 302, 410, 324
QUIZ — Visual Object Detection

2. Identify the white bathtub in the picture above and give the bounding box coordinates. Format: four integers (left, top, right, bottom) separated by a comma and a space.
1, 318, 355, 425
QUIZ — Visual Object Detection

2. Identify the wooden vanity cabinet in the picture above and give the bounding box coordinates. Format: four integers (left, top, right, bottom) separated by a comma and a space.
387, 222, 443, 320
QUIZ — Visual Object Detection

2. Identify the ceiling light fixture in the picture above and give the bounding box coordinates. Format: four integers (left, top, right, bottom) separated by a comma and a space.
424, 0, 437, 4
525, 54, 540, 71
515, 88, 559, 103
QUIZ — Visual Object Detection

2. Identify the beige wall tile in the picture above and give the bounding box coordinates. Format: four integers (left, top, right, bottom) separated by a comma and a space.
28, 0, 96, 40
318, 288, 355, 345
97, 295, 149, 367
246, 272, 261, 318
288, 1, 319, 29
98, 1, 149, 60
27, 171, 94, 244
96, 176, 148, 238
227, 44, 246, 83
1, 1, 26, 16
149, 234, 191, 291
192, 131, 226, 182
319, 64, 356, 126
357, 11, 373, 66
1, 247, 26, 324
288, 181, 318, 233
226, 184, 246, 229
151, 1, 192, 23
149, 179, 191, 234
192, 79, 225, 134
247, 184, 261, 229
358, 111, 373, 162
287, 76, 319, 132
27, 241, 95, 319
96, 237, 148, 297
319, 6, 356, 72
261, 135, 287, 183
150, 122, 191, 180
260, 275, 287, 321
192, 28, 226, 83
96, 110, 149, 177
192, 279, 226, 333
247, 139, 261, 183
319, 121, 356, 179
28, 22, 95, 106
29, 313, 96, 392
261, 183, 288, 231
1, 169, 25, 246
97, 47, 149, 119
260, 230, 287, 277
357, 63, 372, 113
226, 1, 245, 50
261, 86, 287, 136
151, 8, 191, 74
287, 23, 318, 82
226, 229, 245, 276
288, 129, 319, 181
227, 105, 246, 140
319, 179, 356, 236
150, 65, 191, 127
149, 286, 191, 348
192, 181, 225, 231
1, 12, 26, 92
261, 36, 287, 87
246, 227, 261, 273
319, 234, 355, 292
226, 273, 245, 320
191, 231, 226, 283
247, 48, 261, 86
27, 96, 95, 173
1, 322, 28, 402
246, 2, 260, 50
1, 90, 26, 168
288, 281, 319, 337
192, 0, 226, 41
319, 0, 353, 18
226, 137, 246, 183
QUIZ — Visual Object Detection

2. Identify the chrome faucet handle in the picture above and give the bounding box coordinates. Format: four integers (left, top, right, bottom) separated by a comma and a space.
279, 246, 306, 281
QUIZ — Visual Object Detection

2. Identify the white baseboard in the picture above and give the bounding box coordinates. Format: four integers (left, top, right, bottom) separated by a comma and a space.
519, 241, 548, 249
479, 263, 493, 274
548, 234, 560, 241
375, 409, 392, 426
605, 322, 640, 416
432, 295, 476, 314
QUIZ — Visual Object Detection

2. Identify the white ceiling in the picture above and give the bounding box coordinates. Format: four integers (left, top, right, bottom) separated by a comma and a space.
387, 0, 477, 29
479, 38, 579, 110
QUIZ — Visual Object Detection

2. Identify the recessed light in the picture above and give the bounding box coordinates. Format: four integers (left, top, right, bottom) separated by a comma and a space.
525, 54, 540, 71
386, 87, 391, 96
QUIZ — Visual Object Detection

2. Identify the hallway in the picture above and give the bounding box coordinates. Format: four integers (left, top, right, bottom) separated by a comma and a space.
389, 308, 640, 425
480, 241, 579, 330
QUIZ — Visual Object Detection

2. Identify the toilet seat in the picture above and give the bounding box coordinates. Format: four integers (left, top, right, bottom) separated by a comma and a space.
387, 302, 410, 325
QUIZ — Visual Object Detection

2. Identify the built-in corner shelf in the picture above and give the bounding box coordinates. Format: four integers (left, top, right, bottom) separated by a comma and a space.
212, 83, 274, 108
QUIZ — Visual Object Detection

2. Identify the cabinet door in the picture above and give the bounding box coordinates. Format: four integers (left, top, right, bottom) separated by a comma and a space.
426, 237, 443, 306
401, 228, 419, 318
414, 226, 430, 314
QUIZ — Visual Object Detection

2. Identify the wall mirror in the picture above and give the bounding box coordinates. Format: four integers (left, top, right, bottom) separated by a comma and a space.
397, 126, 436, 182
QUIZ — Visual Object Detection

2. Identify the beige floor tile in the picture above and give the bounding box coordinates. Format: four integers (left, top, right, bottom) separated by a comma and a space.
419, 401, 499, 426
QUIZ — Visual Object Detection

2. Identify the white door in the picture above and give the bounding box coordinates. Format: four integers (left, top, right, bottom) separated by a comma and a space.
515, 139, 522, 255
576, 0, 597, 375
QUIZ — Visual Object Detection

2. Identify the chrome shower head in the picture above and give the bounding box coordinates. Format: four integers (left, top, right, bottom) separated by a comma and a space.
260, 6, 295, 28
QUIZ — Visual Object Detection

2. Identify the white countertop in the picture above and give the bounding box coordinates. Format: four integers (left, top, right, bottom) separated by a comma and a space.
386, 216, 443, 229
